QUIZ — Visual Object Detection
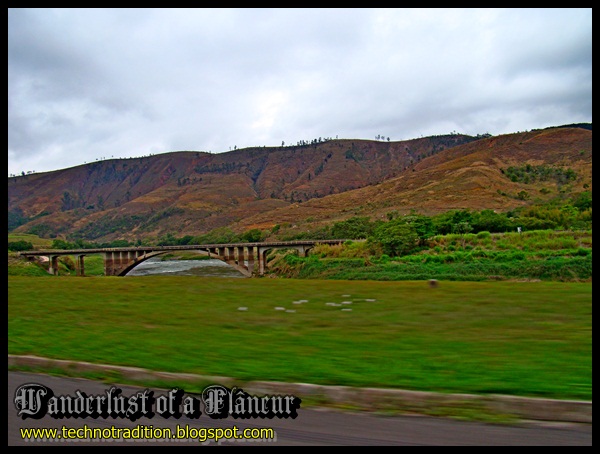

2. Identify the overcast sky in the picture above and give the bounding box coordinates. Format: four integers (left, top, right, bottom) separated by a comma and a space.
8, 8, 592, 176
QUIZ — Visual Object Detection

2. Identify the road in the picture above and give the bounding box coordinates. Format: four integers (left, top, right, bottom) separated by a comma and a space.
8, 372, 591, 446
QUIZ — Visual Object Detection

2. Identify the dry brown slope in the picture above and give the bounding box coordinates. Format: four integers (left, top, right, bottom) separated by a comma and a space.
235, 127, 592, 231
8, 135, 477, 241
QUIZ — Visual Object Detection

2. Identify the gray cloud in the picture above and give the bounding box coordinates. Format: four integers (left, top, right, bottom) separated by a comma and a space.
8, 8, 592, 176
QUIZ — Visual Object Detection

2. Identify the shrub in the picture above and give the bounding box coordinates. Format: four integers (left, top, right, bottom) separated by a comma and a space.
331, 216, 377, 239
370, 220, 419, 257
8, 240, 34, 252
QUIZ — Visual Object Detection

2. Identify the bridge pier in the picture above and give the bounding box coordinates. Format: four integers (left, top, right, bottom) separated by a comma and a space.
48, 255, 59, 276
104, 251, 115, 276
258, 247, 269, 276
247, 247, 255, 275
236, 246, 244, 265
75, 254, 85, 276
223, 247, 234, 266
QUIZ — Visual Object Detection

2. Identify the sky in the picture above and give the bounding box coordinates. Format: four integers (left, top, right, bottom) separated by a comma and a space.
8, 8, 592, 176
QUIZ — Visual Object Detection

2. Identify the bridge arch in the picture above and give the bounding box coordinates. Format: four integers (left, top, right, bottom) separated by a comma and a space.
116, 249, 253, 277
118, 251, 170, 276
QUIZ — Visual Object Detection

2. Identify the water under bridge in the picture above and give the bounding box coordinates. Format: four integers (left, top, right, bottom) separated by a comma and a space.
19, 240, 347, 277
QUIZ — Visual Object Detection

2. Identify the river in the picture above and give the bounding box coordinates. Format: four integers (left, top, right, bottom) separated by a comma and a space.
125, 257, 246, 278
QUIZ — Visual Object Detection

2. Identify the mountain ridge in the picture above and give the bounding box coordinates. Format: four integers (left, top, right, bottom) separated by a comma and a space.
8, 124, 592, 242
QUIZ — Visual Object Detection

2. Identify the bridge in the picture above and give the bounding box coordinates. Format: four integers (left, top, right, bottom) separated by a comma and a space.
19, 240, 347, 277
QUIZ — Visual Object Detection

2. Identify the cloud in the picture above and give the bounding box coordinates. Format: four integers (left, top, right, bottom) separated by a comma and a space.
8, 8, 592, 176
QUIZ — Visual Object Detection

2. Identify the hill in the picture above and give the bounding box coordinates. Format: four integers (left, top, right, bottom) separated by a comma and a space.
7, 125, 592, 243
234, 126, 592, 234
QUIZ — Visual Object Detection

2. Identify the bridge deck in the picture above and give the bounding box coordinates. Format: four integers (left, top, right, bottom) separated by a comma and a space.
18, 239, 349, 277
19, 239, 348, 256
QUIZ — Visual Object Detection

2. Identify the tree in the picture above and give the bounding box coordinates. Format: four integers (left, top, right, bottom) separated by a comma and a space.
433, 209, 473, 235
51, 239, 75, 250
452, 221, 473, 235
157, 232, 178, 246
572, 191, 592, 211
331, 216, 377, 239
370, 220, 419, 257
240, 229, 265, 243
403, 214, 435, 246
8, 208, 27, 232
8, 240, 33, 252
452, 221, 473, 248
386, 210, 399, 221
471, 209, 512, 233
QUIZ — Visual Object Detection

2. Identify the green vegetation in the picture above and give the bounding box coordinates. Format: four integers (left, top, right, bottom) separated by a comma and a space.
14, 226, 271, 251
157, 227, 267, 246
72, 213, 154, 241
278, 196, 592, 243
502, 164, 577, 185
7, 227, 592, 420
9, 227, 592, 282
11, 195, 592, 253
8, 207, 28, 231
8, 240, 34, 252
7, 233, 54, 248
8, 277, 591, 402
274, 254, 590, 282
8, 253, 107, 277
8, 253, 53, 277
270, 229, 591, 282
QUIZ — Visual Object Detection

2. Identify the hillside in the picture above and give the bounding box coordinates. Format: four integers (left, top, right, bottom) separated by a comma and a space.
234, 126, 593, 234
7, 134, 478, 241
8, 126, 592, 243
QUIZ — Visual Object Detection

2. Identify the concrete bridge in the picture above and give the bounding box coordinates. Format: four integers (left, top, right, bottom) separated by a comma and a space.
19, 240, 347, 277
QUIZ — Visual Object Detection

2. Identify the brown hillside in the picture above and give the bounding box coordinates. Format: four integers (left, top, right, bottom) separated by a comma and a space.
8, 134, 477, 241
234, 127, 592, 233
8, 127, 591, 242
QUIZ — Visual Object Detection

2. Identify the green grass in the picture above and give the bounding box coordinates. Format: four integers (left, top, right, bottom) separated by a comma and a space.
77, 254, 106, 275
8, 253, 53, 277
272, 229, 592, 282
8, 253, 107, 277
8, 276, 591, 402
8, 233, 54, 249
429, 229, 592, 252
272, 253, 592, 281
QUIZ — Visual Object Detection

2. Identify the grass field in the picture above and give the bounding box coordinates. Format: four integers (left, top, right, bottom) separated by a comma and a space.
7, 233, 54, 249
8, 275, 592, 402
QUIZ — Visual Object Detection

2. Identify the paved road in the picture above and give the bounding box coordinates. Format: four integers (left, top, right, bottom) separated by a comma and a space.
8, 372, 591, 446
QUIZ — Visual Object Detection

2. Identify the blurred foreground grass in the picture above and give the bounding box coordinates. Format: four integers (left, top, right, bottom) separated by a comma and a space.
8, 276, 591, 401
